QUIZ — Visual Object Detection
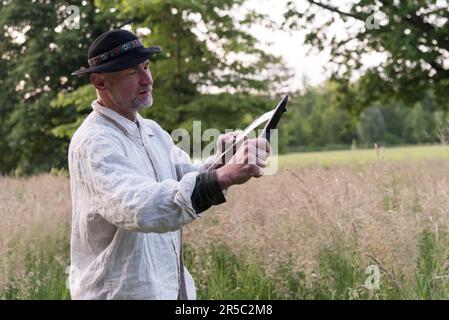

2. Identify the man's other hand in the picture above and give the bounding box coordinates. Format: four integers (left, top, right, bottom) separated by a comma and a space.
215, 137, 270, 189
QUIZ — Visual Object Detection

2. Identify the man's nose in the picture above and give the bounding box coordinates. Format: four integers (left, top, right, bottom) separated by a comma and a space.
140, 69, 153, 87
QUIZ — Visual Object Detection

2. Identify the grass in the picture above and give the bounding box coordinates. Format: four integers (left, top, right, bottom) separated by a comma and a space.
3, 145, 449, 299
3, 226, 449, 300
0, 225, 71, 299
279, 144, 449, 168
0, 174, 71, 299
186, 228, 449, 300
185, 244, 275, 299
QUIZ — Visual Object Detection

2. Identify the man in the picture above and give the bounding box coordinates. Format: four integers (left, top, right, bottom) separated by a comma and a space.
68, 29, 270, 300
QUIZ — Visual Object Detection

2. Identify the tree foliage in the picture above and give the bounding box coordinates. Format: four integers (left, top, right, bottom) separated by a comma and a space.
0, 0, 288, 175
283, 0, 449, 111
0, 0, 123, 174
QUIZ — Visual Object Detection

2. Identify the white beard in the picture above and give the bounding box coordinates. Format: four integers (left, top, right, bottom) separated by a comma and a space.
136, 95, 153, 110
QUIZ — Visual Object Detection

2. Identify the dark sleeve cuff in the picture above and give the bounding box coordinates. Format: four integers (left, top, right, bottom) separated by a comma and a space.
191, 170, 226, 214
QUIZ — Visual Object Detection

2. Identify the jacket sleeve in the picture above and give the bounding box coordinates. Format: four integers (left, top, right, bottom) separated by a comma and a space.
191, 170, 226, 214
77, 134, 201, 233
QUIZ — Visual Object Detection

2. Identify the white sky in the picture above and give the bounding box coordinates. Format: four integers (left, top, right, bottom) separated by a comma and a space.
243, 0, 332, 91
242, 0, 387, 92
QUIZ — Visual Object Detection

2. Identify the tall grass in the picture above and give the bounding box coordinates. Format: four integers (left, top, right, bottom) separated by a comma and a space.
3, 154, 449, 299
0, 174, 71, 299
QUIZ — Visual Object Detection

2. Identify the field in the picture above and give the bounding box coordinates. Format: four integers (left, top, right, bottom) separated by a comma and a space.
280, 144, 449, 168
3, 145, 449, 299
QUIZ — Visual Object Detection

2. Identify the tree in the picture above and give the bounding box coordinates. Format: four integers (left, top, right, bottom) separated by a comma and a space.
52, 0, 289, 155
283, 82, 357, 151
378, 101, 408, 145
402, 103, 433, 143
282, 0, 449, 111
0, 0, 124, 174
357, 106, 386, 145
1, 0, 289, 174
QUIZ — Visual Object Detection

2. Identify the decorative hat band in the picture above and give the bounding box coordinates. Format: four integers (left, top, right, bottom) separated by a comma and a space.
88, 39, 143, 67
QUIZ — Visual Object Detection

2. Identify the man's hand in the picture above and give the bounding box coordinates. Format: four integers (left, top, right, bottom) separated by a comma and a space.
215, 137, 270, 189
210, 131, 242, 169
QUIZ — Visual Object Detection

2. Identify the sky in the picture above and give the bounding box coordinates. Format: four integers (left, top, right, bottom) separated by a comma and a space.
243, 0, 332, 91
241, 0, 387, 92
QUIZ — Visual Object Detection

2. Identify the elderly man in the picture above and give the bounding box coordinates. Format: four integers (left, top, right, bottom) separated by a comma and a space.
68, 29, 269, 300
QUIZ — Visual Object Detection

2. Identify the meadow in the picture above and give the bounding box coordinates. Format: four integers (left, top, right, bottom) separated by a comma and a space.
3, 145, 449, 299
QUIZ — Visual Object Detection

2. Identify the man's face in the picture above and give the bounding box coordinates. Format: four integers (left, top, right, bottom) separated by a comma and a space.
96, 60, 154, 111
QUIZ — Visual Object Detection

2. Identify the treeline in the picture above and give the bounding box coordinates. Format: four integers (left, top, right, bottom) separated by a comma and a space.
281, 83, 449, 152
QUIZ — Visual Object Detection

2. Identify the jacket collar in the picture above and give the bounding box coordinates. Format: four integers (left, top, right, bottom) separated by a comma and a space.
91, 100, 154, 137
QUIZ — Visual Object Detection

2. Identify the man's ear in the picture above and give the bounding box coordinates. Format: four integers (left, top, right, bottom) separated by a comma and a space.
90, 73, 108, 91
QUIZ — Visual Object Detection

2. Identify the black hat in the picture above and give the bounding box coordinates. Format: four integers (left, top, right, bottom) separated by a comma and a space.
71, 29, 162, 76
